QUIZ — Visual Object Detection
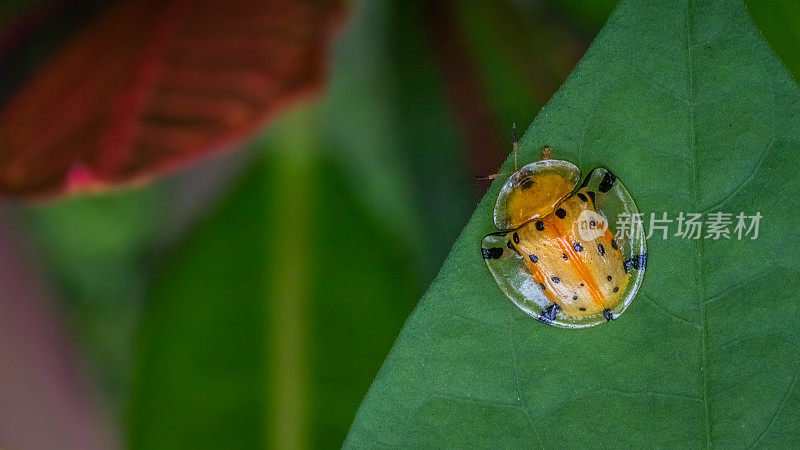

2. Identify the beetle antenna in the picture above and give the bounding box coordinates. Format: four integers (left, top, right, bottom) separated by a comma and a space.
511, 123, 519, 171
476, 122, 519, 181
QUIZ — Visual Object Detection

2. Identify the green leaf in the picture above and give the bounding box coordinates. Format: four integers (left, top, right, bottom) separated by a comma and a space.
346, 0, 800, 447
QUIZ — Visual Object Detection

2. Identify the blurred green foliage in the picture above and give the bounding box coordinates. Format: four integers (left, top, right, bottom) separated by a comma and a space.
127, 0, 474, 445
128, 112, 422, 448
23, 186, 168, 402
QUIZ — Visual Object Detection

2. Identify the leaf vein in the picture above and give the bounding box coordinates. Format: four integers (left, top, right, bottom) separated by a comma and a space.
699, 138, 774, 214
602, 388, 703, 402
640, 291, 701, 330
748, 372, 798, 448
685, 1, 713, 446
701, 268, 775, 306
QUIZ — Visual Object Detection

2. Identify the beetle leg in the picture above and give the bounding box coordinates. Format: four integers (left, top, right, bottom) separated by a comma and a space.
623, 253, 648, 272
540, 303, 561, 322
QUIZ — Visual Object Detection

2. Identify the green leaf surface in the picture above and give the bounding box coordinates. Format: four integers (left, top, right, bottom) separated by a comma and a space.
346, 0, 800, 447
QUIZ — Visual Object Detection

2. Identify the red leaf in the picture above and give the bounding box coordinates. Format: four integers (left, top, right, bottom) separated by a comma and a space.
0, 0, 344, 198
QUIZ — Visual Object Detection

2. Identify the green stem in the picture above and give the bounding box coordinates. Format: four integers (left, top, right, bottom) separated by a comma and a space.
267, 107, 315, 450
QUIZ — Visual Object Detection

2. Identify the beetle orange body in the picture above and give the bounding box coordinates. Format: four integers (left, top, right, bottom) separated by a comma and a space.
482, 147, 646, 328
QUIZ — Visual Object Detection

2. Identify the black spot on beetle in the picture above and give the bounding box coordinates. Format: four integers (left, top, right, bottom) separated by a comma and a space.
512, 232, 520, 244
573, 242, 583, 252
520, 178, 534, 191
623, 253, 648, 272
539, 283, 546, 291
580, 283, 584, 287
599, 171, 616, 193
529, 254, 538, 263
572, 295, 578, 300
577, 193, 588, 202
613, 286, 619, 293
607, 275, 612, 281
535, 220, 544, 231
507, 240, 521, 255
555, 208, 566, 219
603, 309, 614, 321
611, 239, 619, 250
562, 253, 568, 260
579, 307, 587, 311
587, 191, 596, 203
598, 243, 605, 256
482, 248, 503, 259
552, 276, 560, 283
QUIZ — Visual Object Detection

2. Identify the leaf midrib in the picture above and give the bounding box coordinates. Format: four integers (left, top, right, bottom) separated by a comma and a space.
684, 0, 713, 446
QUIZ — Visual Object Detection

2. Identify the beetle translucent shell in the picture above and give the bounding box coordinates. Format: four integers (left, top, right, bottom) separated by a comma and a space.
482, 158, 647, 328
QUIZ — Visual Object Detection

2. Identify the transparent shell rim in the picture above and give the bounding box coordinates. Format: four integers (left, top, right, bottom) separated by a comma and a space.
483, 166, 647, 328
